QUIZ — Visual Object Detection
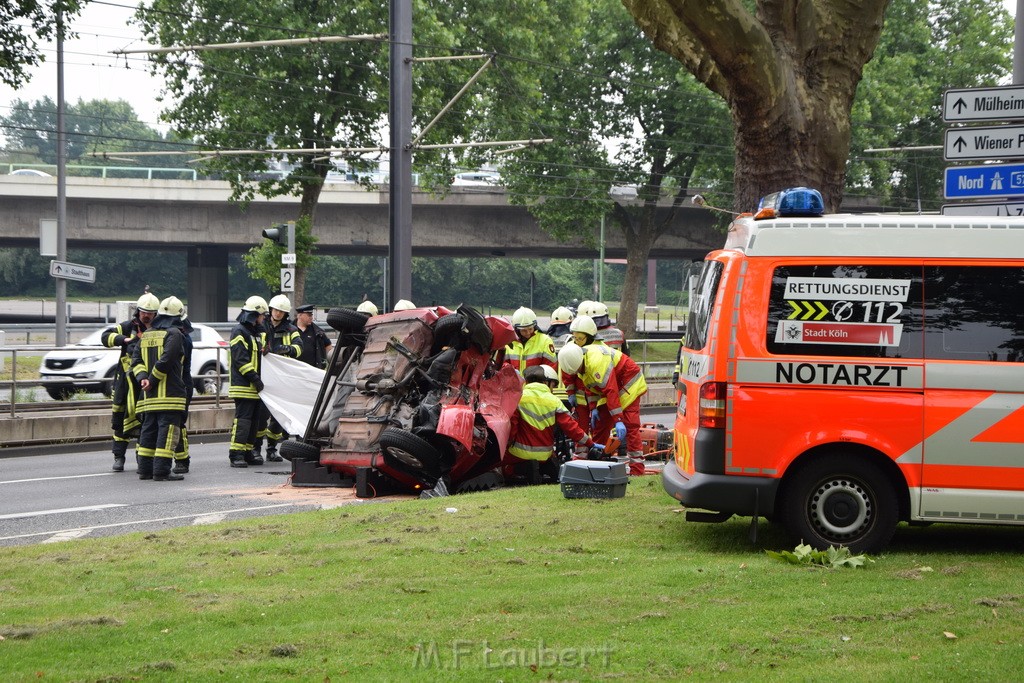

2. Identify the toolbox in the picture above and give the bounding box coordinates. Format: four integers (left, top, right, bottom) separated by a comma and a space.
558, 460, 628, 499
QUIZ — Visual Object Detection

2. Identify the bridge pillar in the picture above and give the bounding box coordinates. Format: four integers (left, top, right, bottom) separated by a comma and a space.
187, 246, 229, 322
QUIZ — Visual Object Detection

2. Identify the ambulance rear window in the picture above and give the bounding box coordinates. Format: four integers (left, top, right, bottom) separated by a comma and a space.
685, 260, 723, 351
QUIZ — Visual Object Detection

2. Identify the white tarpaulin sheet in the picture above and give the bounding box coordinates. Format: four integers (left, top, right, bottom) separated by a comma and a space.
259, 353, 326, 436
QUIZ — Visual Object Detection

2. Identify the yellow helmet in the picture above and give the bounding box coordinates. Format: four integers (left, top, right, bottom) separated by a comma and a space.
136, 293, 160, 312
268, 294, 291, 312
158, 296, 184, 317
357, 301, 378, 316
511, 306, 537, 329
243, 295, 269, 314
550, 306, 574, 325
570, 315, 598, 337
558, 343, 584, 375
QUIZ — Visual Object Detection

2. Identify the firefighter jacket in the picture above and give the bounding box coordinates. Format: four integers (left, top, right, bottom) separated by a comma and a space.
262, 316, 303, 359
130, 316, 188, 413
596, 325, 628, 355
505, 331, 556, 374
572, 344, 647, 418
102, 316, 146, 378
507, 381, 593, 461
228, 319, 264, 400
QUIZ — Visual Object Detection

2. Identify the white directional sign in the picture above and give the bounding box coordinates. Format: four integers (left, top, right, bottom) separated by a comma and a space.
49, 260, 96, 284
943, 85, 1024, 123
944, 125, 1024, 161
941, 201, 1024, 217
281, 253, 296, 265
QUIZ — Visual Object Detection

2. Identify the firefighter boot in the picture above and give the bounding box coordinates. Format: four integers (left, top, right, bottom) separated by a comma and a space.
251, 437, 263, 462
265, 437, 282, 462
245, 450, 264, 466
137, 455, 154, 480
627, 450, 646, 477
112, 441, 128, 472
153, 457, 184, 481
172, 457, 190, 474
229, 451, 248, 468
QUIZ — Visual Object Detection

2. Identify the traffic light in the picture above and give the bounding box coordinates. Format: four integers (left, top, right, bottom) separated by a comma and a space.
262, 223, 287, 245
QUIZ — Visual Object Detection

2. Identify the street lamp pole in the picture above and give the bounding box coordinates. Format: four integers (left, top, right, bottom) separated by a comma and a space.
598, 213, 605, 302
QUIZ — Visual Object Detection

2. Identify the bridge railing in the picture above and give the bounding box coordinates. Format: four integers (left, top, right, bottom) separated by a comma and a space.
4, 163, 199, 180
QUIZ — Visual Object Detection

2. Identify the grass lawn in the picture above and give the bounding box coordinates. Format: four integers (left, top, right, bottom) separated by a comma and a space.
2, 477, 1022, 681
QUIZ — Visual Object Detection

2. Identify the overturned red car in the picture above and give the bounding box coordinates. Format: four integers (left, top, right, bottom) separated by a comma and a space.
281, 304, 523, 497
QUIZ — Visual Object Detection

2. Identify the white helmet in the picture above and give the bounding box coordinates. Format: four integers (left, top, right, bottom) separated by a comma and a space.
136, 293, 160, 312
243, 295, 269, 314
550, 306, 574, 325
541, 365, 559, 382
158, 295, 184, 317
268, 294, 291, 312
570, 315, 598, 337
511, 306, 537, 329
357, 301, 378, 316
588, 301, 609, 318
576, 300, 596, 316
558, 343, 585, 375
393, 299, 416, 311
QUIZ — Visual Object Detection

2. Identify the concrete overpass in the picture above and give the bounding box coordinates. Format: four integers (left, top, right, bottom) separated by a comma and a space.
0, 174, 724, 320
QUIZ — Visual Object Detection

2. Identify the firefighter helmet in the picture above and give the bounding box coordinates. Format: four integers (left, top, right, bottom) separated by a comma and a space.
550, 306, 574, 325
357, 301, 378, 316
511, 306, 538, 329
268, 294, 291, 312
393, 299, 416, 311
558, 343, 585, 375
242, 296, 269, 314
541, 364, 559, 382
136, 293, 160, 312
576, 300, 596, 316
588, 301, 609, 318
158, 296, 184, 317
570, 315, 598, 337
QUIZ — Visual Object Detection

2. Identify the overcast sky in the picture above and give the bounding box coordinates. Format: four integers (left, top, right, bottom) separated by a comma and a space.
1, 0, 1020, 147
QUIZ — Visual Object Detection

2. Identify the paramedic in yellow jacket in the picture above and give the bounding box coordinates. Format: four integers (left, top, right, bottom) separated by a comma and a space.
558, 341, 648, 476
504, 306, 556, 375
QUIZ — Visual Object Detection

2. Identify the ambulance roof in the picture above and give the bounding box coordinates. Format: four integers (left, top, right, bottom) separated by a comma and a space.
725, 213, 1024, 259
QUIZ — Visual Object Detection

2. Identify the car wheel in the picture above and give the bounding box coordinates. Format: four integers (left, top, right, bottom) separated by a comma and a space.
378, 427, 442, 472
195, 362, 224, 395
46, 384, 75, 401
781, 454, 898, 554
101, 369, 117, 398
280, 440, 320, 462
326, 307, 369, 333
431, 313, 466, 352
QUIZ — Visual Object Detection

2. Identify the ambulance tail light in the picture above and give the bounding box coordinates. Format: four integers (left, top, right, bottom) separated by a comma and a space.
698, 381, 727, 429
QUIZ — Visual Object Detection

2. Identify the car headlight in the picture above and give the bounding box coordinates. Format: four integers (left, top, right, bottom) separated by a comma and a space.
79, 354, 106, 365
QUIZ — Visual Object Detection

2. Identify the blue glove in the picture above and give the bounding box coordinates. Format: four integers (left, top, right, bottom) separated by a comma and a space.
566, 394, 576, 408
587, 444, 605, 460
614, 421, 626, 441
590, 411, 598, 430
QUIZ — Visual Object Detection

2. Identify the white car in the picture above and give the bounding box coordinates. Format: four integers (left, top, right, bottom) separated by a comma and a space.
39, 323, 229, 400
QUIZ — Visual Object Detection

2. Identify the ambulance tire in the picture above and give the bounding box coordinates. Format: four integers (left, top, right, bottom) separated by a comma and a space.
781, 455, 898, 555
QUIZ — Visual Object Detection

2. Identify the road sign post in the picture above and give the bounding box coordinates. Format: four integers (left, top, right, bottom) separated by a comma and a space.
49, 260, 96, 284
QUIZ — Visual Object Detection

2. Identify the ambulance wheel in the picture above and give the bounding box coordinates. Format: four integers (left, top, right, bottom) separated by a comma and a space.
379, 427, 442, 472
326, 307, 368, 333
781, 455, 898, 555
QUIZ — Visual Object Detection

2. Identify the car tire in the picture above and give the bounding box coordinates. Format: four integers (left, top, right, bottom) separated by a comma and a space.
101, 368, 117, 398
326, 307, 369, 333
378, 427, 442, 472
194, 362, 224, 396
280, 440, 320, 462
46, 384, 75, 401
780, 454, 898, 554
431, 313, 466, 352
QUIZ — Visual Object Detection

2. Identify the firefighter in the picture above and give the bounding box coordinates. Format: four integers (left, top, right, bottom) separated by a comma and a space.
578, 300, 628, 355
547, 306, 575, 340
228, 296, 268, 468
252, 294, 303, 463
102, 291, 159, 472
563, 314, 601, 416
505, 306, 556, 375
558, 341, 648, 476
294, 304, 332, 369
171, 314, 195, 474
130, 296, 189, 481
505, 365, 603, 483
393, 299, 416, 311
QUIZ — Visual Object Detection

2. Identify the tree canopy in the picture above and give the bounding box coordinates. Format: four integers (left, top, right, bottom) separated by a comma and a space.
0, 0, 83, 88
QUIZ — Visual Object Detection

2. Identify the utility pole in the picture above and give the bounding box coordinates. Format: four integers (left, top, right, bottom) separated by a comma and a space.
55, 3, 68, 346
388, 0, 413, 311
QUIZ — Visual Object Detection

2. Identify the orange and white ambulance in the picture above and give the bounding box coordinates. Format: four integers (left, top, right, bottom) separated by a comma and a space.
667, 188, 1024, 553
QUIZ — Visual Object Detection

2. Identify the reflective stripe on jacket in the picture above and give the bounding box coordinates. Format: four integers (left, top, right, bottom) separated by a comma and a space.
228, 323, 263, 399
577, 344, 647, 417
505, 332, 557, 374
507, 382, 590, 461
131, 326, 187, 413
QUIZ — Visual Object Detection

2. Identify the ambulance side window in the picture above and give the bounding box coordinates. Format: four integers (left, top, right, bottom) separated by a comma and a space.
765, 265, 924, 359
924, 266, 1024, 362
684, 261, 723, 351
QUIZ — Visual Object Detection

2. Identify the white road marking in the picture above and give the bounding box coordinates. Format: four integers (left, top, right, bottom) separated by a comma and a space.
0, 473, 115, 485
0, 503, 297, 541
41, 529, 92, 544
0, 503, 126, 520
192, 513, 228, 525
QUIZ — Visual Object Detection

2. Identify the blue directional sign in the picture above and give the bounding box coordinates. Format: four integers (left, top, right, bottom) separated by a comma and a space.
944, 163, 1024, 199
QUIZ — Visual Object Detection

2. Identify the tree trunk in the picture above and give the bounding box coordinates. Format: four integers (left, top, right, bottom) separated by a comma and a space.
293, 182, 324, 308
614, 204, 658, 337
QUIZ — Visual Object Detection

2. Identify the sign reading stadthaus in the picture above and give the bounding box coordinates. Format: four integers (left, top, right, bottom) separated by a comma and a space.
943, 85, 1024, 123
49, 260, 96, 284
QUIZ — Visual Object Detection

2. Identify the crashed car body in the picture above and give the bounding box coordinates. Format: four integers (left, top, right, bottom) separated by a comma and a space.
284, 305, 522, 496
